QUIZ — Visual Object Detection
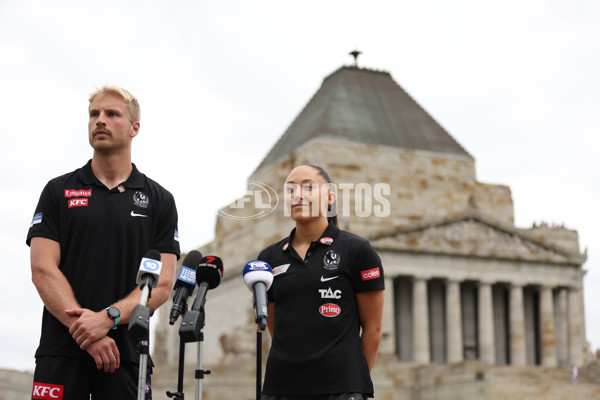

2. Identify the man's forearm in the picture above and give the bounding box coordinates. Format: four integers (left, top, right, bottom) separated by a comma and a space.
32, 262, 80, 328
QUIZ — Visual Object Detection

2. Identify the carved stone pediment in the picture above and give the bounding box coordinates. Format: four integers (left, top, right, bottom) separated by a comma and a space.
371, 216, 585, 264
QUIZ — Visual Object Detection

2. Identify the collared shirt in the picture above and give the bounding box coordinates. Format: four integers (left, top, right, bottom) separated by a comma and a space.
258, 222, 384, 396
27, 159, 180, 362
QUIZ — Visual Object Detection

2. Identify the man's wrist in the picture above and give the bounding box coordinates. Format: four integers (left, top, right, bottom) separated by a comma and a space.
105, 307, 120, 330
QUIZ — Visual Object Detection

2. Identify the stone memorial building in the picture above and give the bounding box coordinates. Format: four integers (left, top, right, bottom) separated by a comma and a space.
152, 64, 596, 398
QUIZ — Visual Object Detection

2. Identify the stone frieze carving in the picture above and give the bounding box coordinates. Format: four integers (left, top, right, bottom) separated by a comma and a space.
372, 218, 582, 263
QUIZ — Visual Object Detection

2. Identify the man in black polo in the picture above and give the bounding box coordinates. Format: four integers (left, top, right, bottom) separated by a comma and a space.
27, 86, 180, 399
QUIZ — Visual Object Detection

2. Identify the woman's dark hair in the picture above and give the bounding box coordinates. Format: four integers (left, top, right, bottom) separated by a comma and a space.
299, 163, 338, 226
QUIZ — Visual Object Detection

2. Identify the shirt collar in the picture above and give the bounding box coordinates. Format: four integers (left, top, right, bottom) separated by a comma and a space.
77, 159, 145, 189
282, 220, 340, 251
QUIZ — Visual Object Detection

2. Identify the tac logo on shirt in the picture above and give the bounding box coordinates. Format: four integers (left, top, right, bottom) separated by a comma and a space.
323, 249, 341, 270
133, 191, 150, 208
361, 267, 381, 281
32, 382, 64, 399
68, 198, 88, 208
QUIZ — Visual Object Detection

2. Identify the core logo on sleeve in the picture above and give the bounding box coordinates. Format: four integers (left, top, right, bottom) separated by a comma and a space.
133, 191, 150, 208
64, 189, 92, 198
319, 303, 341, 317
31, 213, 43, 227
273, 264, 290, 277
32, 382, 64, 399
361, 267, 381, 281
68, 198, 88, 208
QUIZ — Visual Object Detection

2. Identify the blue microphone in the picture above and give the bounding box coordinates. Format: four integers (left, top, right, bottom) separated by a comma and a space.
168, 250, 203, 325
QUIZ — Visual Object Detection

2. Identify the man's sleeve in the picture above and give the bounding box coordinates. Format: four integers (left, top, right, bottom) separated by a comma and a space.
153, 190, 181, 259
26, 181, 60, 246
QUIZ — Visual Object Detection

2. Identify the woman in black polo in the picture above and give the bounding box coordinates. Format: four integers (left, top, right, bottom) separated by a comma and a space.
257, 163, 385, 400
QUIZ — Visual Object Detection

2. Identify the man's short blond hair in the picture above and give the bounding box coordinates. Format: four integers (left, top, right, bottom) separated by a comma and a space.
89, 85, 140, 123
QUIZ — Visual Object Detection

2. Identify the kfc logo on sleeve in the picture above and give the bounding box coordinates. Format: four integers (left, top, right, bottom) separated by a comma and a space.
361, 267, 381, 281
32, 382, 64, 399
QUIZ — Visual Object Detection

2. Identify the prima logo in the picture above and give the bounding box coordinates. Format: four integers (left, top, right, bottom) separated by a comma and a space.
218, 180, 279, 220
319, 303, 341, 317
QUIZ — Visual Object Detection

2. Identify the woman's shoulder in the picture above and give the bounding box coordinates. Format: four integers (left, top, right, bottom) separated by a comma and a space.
336, 228, 370, 247
257, 237, 289, 260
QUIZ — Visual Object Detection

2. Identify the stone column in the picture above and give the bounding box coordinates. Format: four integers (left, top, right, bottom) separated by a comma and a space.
380, 276, 395, 354
446, 279, 463, 363
478, 281, 495, 364
413, 277, 430, 363
540, 286, 557, 366
568, 286, 584, 366
509, 284, 526, 366
555, 288, 569, 366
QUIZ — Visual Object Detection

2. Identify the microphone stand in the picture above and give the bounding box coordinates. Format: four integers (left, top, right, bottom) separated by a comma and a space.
166, 301, 188, 400
128, 277, 155, 400
179, 285, 211, 400
195, 330, 210, 400
255, 315, 267, 400
256, 326, 262, 400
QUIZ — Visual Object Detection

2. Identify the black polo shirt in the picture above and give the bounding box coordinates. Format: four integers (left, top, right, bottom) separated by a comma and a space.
26, 159, 180, 362
257, 222, 384, 397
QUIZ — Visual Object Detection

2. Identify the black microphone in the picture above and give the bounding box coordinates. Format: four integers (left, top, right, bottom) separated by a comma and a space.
179, 256, 223, 342
169, 250, 203, 325
242, 260, 273, 331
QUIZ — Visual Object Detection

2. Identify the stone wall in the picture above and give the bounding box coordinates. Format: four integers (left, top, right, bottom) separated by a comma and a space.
0, 369, 33, 400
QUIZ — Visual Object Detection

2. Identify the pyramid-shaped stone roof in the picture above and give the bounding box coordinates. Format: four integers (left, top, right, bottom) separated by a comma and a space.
256, 66, 470, 170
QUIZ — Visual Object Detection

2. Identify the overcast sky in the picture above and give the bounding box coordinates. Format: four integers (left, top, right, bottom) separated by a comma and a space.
1, 0, 598, 371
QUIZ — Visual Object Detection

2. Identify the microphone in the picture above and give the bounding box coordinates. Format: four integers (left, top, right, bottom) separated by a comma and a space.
169, 250, 203, 325
179, 256, 224, 342
242, 260, 273, 331
129, 249, 162, 339
136, 249, 162, 289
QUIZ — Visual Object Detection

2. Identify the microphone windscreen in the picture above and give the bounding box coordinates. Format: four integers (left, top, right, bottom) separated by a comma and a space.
196, 256, 223, 289
136, 249, 163, 287
242, 260, 274, 291
181, 250, 204, 269
173, 250, 204, 289
145, 249, 161, 261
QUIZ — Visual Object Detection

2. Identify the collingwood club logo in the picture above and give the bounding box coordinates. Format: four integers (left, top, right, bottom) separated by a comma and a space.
323, 249, 341, 270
